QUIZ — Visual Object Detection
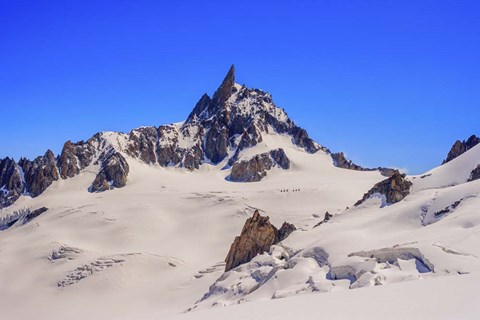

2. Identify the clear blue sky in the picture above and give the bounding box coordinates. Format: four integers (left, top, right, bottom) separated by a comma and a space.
1, 1, 479, 174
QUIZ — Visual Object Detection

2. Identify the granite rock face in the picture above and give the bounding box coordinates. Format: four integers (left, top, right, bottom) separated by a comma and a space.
19, 150, 59, 198
355, 172, 413, 206
58, 136, 99, 179
89, 151, 130, 192
0, 158, 24, 207
224, 210, 296, 271
125, 127, 158, 164
229, 148, 290, 182
443, 135, 480, 164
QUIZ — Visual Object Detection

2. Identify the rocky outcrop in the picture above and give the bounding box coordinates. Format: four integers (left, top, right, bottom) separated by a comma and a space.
224, 210, 296, 271
443, 135, 480, 164
89, 151, 129, 192
229, 148, 290, 182
0, 158, 24, 207
314, 211, 333, 228
58, 137, 98, 179
355, 172, 413, 206
126, 127, 158, 164
278, 222, 296, 242
23, 207, 48, 224
332, 152, 397, 177
19, 150, 59, 197
468, 165, 480, 182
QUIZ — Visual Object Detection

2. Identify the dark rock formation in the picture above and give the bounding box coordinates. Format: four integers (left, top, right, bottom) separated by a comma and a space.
229, 148, 290, 182
19, 150, 59, 197
224, 210, 296, 271
0, 207, 48, 230
126, 127, 158, 164
314, 211, 333, 228
355, 172, 413, 206
23, 207, 48, 224
443, 135, 480, 164
211, 64, 236, 112
278, 222, 296, 242
0, 157, 24, 207
332, 152, 397, 177
89, 151, 129, 192
58, 137, 98, 179
186, 94, 212, 123
468, 165, 480, 182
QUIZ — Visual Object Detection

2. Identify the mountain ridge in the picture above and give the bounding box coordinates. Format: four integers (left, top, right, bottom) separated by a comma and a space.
2, 66, 457, 209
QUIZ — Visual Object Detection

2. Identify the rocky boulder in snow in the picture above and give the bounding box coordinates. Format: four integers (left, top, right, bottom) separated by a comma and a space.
314, 211, 333, 228
89, 151, 129, 192
443, 135, 480, 164
355, 172, 413, 206
469, 165, 480, 182
229, 148, 290, 182
224, 210, 296, 271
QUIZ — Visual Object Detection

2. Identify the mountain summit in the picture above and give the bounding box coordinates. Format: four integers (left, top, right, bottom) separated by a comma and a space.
0, 66, 384, 208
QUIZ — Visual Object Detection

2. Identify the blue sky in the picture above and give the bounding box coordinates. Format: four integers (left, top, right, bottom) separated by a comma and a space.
1, 0, 479, 174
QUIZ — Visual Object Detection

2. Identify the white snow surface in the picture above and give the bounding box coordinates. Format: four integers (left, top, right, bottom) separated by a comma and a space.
1, 131, 480, 319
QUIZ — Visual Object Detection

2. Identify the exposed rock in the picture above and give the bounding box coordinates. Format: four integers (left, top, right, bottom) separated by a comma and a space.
186, 93, 212, 123
0, 157, 24, 208
468, 165, 480, 182
58, 137, 98, 179
314, 211, 333, 228
89, 151, 129, 192
19, 150, 59, 197
269, 148, 290, 170
332, 152, 397, 177
0, 207, 48, 230
443, 135, 480, 164
355, 172, 413, 206
126, 127, 157, 164
210, 64, 236, 113
23, 207, 48, 224
378, 168, 399, 177
204, 122, 229, 164
224, 210, 296, 271
291, 126, 318, 153
278, 222, 296, 242
229, 148, 290, 182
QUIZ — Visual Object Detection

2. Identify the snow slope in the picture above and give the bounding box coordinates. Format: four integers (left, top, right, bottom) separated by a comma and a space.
0, 131, 479, 319
0, 131, 385, 319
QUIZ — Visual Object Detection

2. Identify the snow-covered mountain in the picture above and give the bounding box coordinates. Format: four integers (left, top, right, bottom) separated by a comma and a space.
0, 65, 392, 210
0, 67, 479, 320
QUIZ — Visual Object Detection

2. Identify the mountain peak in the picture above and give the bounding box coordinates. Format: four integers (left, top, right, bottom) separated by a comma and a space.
185, 65, 235, 123
211, 64, 236, 110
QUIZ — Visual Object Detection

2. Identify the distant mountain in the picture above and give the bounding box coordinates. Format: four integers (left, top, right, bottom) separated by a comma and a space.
0, 66, 391, 208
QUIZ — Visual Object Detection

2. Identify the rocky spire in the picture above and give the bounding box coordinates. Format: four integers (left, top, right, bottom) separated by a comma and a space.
184, 65, 235, 124
209, 64, 235, 114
